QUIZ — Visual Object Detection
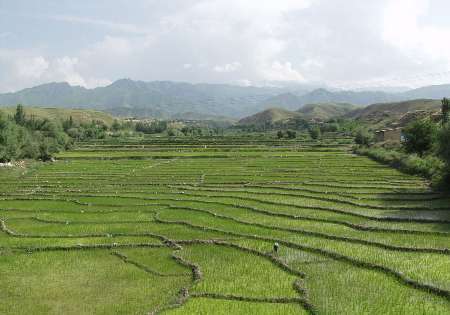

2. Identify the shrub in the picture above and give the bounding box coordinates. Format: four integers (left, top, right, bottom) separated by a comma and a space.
320, 123, 339, 133
309, 126, 321, 140
402, 119, 437, 156
437, 124, 450, 166
442, 98, 449, 125
286, 130, 296, 139
14, 104, 26, 126
354, 146, 444, 180
355, 129, 372, 146
0, 105, 73, 161
276, 131, 284, 139
436, 124, 450, 186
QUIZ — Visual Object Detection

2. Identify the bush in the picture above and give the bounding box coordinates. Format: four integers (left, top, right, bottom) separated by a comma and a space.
437, 124, 450, 166
276, 130, 284, 139
135, 121, 167, 134
354, 146, 444, 180
355, 129, 372, 146
0, 105, 75, 161
286, 130, 296, 139
436, 124, 450, 187
320, 123, 339, 133
309, 126, 321, 140
402, 119, 437, 156
167, 129, 177, 137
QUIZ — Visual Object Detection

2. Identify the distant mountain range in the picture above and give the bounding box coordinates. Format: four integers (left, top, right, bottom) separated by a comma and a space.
0, 80, 281, 119
262, 86, 450, 110
0, 79, 449, 119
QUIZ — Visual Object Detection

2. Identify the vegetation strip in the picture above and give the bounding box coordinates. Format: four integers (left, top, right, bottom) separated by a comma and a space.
167, 206, 450, 254
112, 251, 190, 277
154, 215, 450, 301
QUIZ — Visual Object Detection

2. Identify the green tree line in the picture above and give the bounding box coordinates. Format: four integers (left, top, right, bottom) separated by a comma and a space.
0, 105, 110, 162
355, 98, 450, 187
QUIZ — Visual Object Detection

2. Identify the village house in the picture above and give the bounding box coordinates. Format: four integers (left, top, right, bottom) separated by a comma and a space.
374, 128, 403, 142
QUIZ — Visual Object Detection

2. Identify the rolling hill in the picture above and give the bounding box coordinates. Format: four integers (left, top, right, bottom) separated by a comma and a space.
297, 102, 358, 121
238, 103, 357, 126
346, 99, 442, 128
238, 108, 301, 126
258, 93, 303, 110
0, 106, 116, 125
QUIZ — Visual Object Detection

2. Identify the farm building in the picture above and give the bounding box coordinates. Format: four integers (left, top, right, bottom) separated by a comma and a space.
374, 128, 403, 142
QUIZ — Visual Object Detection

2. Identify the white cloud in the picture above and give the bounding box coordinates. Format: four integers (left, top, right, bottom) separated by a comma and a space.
0, 50, 51, 92
0, 32, 13, 39
0, 48, 110, 91
383, 0, 450, 68
261, 61, 305, 82
50, 15, 150, 35
301, 58, 324, 71
87, 36, 134, 57
213, 62, 242, 73
14, 56, 49, 79
235, 79, 252, 86
2, 0, 450, 91
50, 57, 86, 87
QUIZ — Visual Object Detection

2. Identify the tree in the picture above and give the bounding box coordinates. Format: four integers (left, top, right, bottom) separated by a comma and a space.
437, 124, 450, 185
62, 116, 75, 131
402, 119, 437, 156
437, 124, 450, 163
20, 136, 40, 159
14, 104, 26, 126
111, 119, 121, 131
442, 98, 450, 125
286, 130, 297, 139
135, 120, 167, 134
355, 129, 372, 146
276, 130, 284, 139
0, 123, 21, 161
309, 126, 321, 140
167, 129, 176, 137
321, 122, 339, 133
38, 138, 53, 161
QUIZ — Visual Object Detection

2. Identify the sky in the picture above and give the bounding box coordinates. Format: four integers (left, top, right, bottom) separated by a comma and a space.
1, 0, 450, 92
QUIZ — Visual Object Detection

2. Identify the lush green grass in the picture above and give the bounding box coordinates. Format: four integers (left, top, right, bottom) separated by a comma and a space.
0, 250, 190, 315
164, 297, 307, 315
1, 135, 449, 314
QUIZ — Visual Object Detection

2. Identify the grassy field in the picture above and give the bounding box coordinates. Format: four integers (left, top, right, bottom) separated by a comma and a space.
1, 135, 449, 314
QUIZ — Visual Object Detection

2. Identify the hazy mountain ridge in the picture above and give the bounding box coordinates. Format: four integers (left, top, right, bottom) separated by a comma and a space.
0, 79, 449, 119
0, 80, 283, 118
258, 85, 450, 110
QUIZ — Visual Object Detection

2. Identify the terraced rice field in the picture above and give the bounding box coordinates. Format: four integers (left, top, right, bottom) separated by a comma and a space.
1, 136, 449, 314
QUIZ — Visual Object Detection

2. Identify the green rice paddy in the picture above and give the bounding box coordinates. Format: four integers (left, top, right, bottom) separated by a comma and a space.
1, 136, 449, 314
